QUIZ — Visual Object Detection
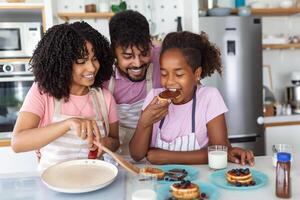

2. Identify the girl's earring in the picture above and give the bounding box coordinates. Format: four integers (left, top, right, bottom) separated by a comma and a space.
197, 77, 201, 85
114, 58, 118, 66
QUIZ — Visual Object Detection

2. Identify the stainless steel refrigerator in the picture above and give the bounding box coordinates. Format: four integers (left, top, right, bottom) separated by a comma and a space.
199, 16, 265, 155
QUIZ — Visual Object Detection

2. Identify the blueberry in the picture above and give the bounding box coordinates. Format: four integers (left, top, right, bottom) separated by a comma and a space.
201, 192, 206, 198
236, 182, 242, 187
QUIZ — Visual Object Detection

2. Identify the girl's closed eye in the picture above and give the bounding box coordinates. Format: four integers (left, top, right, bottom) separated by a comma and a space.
76, 58, 87, 64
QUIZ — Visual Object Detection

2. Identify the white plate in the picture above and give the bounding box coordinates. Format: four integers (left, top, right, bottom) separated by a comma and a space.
41, 159, 118, 193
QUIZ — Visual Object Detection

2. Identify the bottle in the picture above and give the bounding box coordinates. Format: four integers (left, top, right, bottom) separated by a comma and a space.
176, 16, 182, 32
276, 152, 291, 198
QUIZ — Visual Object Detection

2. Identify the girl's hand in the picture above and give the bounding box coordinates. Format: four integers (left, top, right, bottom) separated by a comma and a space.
139, 97, 169, 128
228, 147, 255, 166
67, 117, 101, 149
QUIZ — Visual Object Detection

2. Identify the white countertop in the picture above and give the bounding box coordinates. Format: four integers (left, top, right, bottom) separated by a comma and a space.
264, 115, 300, 123
127, 156, 300, 200
1, 156, 299, 200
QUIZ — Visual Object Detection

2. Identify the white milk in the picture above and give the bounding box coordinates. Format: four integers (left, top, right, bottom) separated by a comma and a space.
132, 189, 157, 200
208, 150, 228, 169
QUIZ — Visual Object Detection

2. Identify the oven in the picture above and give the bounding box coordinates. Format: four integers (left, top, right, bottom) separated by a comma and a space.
0, 61, 34, 139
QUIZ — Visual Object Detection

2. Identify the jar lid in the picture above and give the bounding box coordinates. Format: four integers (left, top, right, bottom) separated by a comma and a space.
277, 152, 291, 162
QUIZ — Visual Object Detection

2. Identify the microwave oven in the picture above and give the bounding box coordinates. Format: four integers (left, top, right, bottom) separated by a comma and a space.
0, 22, 41, 58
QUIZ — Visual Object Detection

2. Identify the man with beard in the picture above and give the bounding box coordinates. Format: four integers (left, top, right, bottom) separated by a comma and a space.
104, 10, 162, 155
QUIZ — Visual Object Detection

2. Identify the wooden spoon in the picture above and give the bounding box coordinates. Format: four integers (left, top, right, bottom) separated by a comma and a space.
93, 142, 141, 175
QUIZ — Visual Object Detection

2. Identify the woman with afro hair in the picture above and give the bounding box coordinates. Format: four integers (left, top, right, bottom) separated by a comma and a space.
12, 21, 119, 171
130, 31, 255, 166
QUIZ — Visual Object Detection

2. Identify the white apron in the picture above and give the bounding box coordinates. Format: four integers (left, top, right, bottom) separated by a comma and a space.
38, 88, 109, 171
155, 90, 201, 151
108, 64, 153, 155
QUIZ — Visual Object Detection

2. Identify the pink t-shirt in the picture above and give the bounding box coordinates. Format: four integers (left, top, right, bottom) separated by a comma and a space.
103, 46, 161, 104
142, 86, 228, 148
20, 83, 118, 128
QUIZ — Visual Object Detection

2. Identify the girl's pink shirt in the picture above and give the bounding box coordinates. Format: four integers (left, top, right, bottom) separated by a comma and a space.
142, 86, 228, 148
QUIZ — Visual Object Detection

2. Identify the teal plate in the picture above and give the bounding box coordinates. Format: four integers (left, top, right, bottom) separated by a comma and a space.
156, 180, 219, 200
210, 169, 268, 190
156, 165, 199, 184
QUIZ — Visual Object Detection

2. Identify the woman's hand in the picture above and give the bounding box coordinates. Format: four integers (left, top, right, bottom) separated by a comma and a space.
67, 117, 101, 149
228, 147, 255, 166
139, 97, 169, 128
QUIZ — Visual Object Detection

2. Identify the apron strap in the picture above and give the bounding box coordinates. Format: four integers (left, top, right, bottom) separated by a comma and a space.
192, 89, 196, 133
53, 98, 61, 116
159, 88, 197, 132
146, 63, 153, 93
90, 88, 110, 136
108, 65, 116, 93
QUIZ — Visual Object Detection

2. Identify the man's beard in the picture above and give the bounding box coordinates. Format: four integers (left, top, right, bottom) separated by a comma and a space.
118, 64, 149, 82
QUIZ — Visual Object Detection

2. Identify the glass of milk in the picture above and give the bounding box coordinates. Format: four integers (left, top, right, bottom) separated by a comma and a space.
208, 145, 228, 170
129, 173, 157, 200
272, 144, 293, 167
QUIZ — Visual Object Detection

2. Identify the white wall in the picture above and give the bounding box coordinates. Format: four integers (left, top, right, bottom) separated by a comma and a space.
262, 16, 300, 103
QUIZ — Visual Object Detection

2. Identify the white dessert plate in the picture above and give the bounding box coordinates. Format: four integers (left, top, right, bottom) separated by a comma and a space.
41, 159, 118, 193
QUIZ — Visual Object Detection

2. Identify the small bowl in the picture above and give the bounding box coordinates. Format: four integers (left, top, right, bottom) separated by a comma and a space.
207, 7, 231, 16
238, 6, 251, 16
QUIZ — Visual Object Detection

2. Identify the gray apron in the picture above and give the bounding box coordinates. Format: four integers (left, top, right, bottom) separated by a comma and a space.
108, 64, 153, 154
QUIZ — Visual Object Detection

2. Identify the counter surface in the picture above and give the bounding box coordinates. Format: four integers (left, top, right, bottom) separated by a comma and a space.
0, 156, 299, 200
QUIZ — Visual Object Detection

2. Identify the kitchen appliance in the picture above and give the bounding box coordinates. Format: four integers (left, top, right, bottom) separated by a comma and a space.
199, 17, 265, 155
0, 22, 41, 58
0, 61, 34, 139
286, 71, 300, 114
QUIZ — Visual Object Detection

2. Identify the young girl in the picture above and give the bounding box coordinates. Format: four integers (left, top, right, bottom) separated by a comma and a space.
129, 31, 254, 165
12, 22, 119, 171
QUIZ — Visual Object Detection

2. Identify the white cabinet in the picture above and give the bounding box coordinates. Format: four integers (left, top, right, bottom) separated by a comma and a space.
0, 147, 38, 174
265, 125, 300, 157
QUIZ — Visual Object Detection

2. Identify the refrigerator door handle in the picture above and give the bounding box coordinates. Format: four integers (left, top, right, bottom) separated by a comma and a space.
229, 135, 260, 143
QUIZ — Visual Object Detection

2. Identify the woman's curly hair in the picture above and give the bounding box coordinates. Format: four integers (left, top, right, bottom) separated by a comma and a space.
109, 10, 151, 54
30, 21, 113, 100
160, 31, 222, 78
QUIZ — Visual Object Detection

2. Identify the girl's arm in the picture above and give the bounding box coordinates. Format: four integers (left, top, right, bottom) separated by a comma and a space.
12, 112, 70, 152
146, 114, 254, 165
129, 97, 169, 161
146, 114, 227, 164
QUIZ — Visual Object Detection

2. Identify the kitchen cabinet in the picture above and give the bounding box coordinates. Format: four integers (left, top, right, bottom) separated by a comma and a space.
0, 147, 37, 174
264, 115, 300, 156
